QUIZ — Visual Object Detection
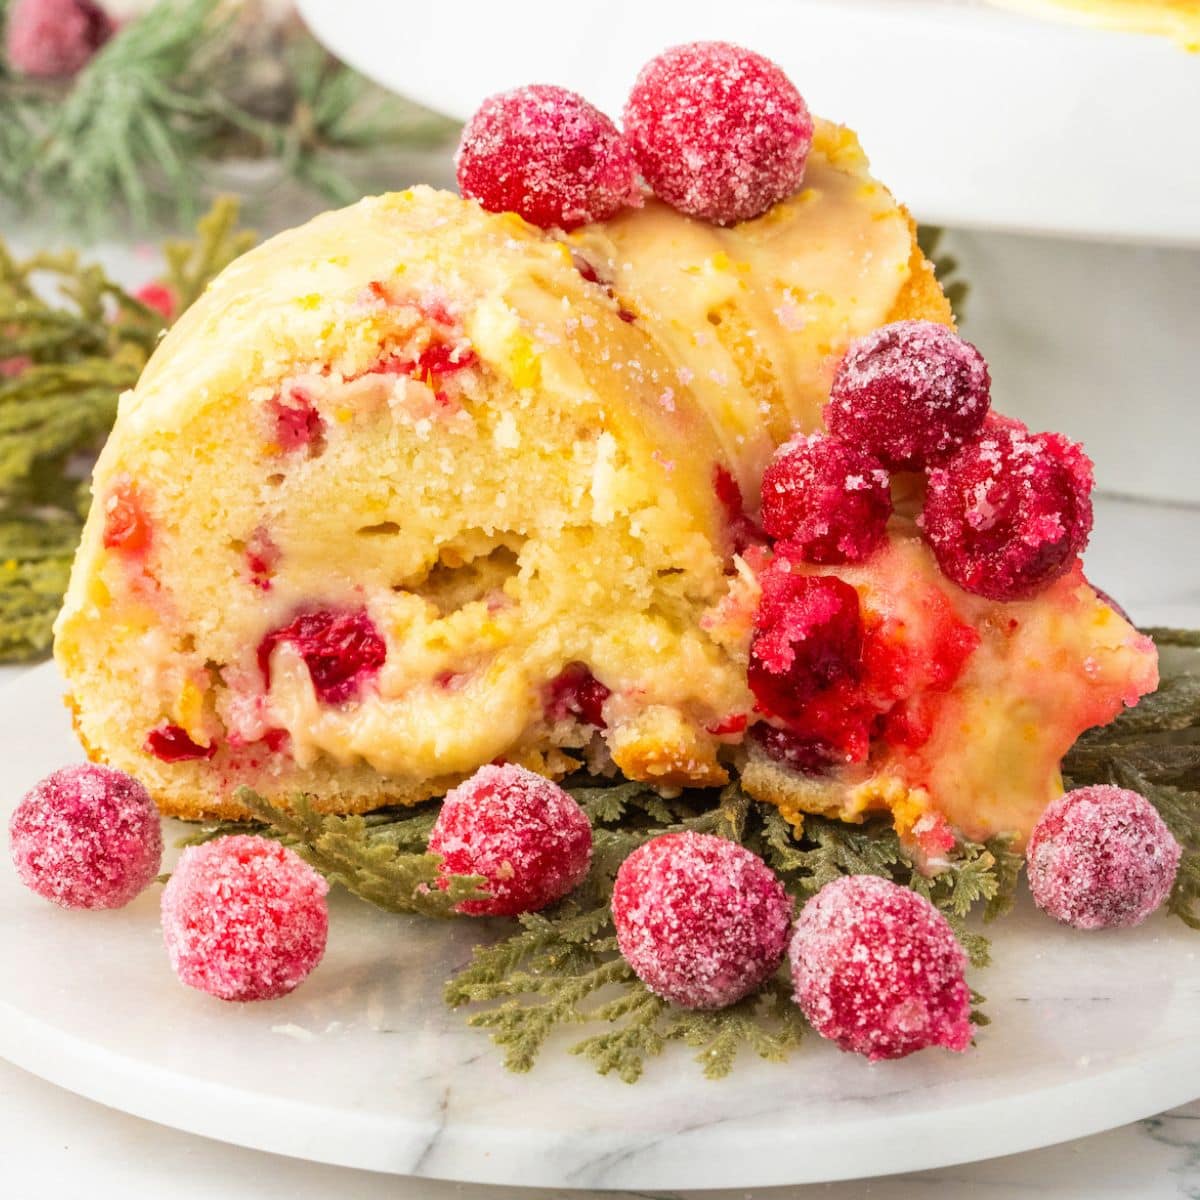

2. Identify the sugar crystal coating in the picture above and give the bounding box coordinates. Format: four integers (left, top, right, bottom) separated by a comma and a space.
789, 874, 972, 1060
920, 421, 1094, 601
612, 831, 791, 1009
161, 835, 328, 1001
456, 85, 641, 230
828, 321, 991, 470
9, 763, 162, 909
1027, 786, 1181, 930
4, 0, 112, 79
428, 763, 593, 916
623, 41, 813, 225
761, 432, 892, 563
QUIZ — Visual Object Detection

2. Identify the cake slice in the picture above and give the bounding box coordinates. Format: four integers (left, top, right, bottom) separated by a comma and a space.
53, 111, 1155, 847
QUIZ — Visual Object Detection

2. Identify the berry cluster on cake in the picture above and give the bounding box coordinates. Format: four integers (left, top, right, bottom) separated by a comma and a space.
54, 40, 1155, 866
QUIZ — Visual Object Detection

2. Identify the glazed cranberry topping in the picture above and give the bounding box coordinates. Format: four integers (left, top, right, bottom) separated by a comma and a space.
456, 84, 641, 230
1027, 786, 1181, 930
828, 321, 991, 470
258, 608, 387, 705
544, 662, 610, 728
102, 479, 151, 555
748, 564, 863, 723
269, 387, 325, 454
612, 831, 792, 1009
790, 874, 972, 1061
428, 763, 593, 917
760, 432, 892, 564
623, 41, 813, 225
144, 723, 216, 763
749, 724, 840, 774
920, 422, 1094, 600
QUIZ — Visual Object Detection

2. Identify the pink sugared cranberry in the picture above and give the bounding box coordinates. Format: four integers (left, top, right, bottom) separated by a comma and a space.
790, 874, 972, 1060
456, 84, 641, 230
920, 422, 1094, 601
161, 835, 328, 1001
544, 662, 611, 728
612, 831, 791, 1009
748, 564, 863, 725
623, 41, 813, 225
828, 321, 991, 470
144, 723, 216, 763
9, 764, 162, 910
133, 281, 178, 322
258, 608, 387, 705
1027, 786, 1181, 930
428, 763, 592, 917
761, 432, 892, 564
5, 0, 113, 79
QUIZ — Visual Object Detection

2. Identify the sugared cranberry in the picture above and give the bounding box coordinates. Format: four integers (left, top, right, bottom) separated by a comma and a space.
1027, 786, 1181, 930
133, 281, 178, 322
102, 478, 151, 555
920, 422, 1094, 601
269, 387, 325, 454
258, 608, 387, 705
544, 663, 610, 728
748, 564, 863, 724
761, 433, 892, 564
828, 321, 991, 470
161, 836, 328, 1001
790, 875, 972, 1060
144, 723, 216, 763
5, 0, 113, 79
9, 764, 162, 909
612, 831, 791, 1009
623, 41, 813, 225
428, 763, 593, 916
456, 84, 641, 230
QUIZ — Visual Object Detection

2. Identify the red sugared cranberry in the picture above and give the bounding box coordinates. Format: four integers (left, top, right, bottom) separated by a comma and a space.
102, 478, 151, 555
713, 465, 763, 555
544, 663, 611, 728
269, 387, 325, 454
258, 608, 387, 705
761, 432, 892, 564
828, 321, 991, 470
920, 422, 1094, 601
748, 564, 863, 724
5, 0, 113, 79
612, 831, 791, 1009
790, 874, 972, 1060
144, 723, 216, 763
133, 281, 178, 322
9, 764, 162, 910
161, 836, 328, 1001
456, 84, 641, 230
1027, 786, 1181, 930
623, 41, 813, 225
428, 763, 593, 917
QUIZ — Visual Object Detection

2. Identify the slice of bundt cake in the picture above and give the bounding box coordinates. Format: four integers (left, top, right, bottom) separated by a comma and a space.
53, 110, 1155, 846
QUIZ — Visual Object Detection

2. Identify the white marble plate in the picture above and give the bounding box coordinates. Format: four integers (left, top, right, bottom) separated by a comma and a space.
1, 660, 1198, 1190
